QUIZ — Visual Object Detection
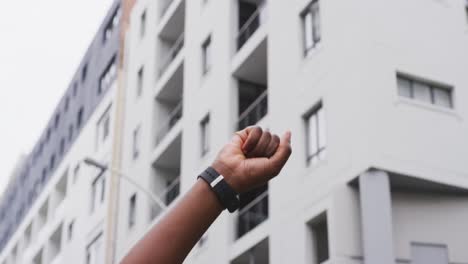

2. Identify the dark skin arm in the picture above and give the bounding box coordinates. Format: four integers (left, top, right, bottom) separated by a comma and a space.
121, 127, 292, 264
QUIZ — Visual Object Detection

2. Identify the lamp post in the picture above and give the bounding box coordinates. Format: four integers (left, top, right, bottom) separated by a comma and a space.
83, 157, 167, 212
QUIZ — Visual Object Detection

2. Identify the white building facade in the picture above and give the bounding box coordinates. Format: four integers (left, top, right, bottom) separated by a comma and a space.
2, 0, 468, 264
117, 0, 468, 264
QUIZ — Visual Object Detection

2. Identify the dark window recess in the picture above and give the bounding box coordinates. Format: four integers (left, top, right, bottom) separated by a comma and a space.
165, 178, 180, 205
308, 212, 329, 264
60, 138, 65, 155
103, 6, 120, 43
73, 82, 78, 97
41, 168, 47, 184
64, 97, 70, 112
99, 56, 117, 94
77, 107, 84, 128
129, 194, 137, 228
237, 80, 268, 130
237, 184, 268, 238
55, 113, 60, 129
82, 64, 88, 83
237, 1, 263, 50
301, 0, 321, 54
46, 128, 51, 142
68, 124, 74, 142
50, 154, 56, 170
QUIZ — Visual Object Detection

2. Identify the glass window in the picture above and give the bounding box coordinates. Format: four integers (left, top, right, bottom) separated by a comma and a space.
433, 88, 452, 108
96, 106, 111, 149
202, 36, 212, 74
200, 114, 210, 156
129, 194, 137, 228
133, 126, 140, 159
140, 10, 147, 38
397, 77, 412, 98
302, 0, 321, 54
90, 175, 105, 213
397, 74, 453, 109
413, 82, 432, 103
137, 66, 144, 97
305, 103, 326, 165
86, 233, 103, 264
307, 213, 329, 264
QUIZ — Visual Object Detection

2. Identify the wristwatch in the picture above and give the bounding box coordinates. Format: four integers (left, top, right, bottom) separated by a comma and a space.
198, 167, 240, 213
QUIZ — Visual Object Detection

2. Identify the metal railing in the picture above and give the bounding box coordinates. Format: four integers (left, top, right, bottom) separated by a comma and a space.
237, 191, 269, 238
160, 0, 175, 18
237, 90, 268, 130
156, 101, 183, 145
237, 1, 268, 50
161, 177, 180, 206
159, 34, 184, 77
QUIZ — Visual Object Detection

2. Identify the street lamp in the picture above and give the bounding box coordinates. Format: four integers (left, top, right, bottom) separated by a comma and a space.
82, 157, 167, 211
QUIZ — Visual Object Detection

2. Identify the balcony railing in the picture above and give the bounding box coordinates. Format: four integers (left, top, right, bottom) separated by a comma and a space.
161, 177, 180, 206
160, 0, 175, 18
237, 2, 267, 50
238, 90, 268, 130
237, 191, 268, 238
159, 34, 184, 77
156, 101, 183, 145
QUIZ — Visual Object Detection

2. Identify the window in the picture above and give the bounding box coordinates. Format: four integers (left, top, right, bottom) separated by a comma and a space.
77, 107, 84, 128
96, 106, 111, 147
50, 154, 56, 170
397, 74, 453, 109
202, 36, 212, 74
68, 220, 74, 241
103, 7, 121, 43
137, 66, 144, 97
301, 0, 321, 54
411, 243, 448, 264
128, 194, 137, 228
64, 97, 70, 112
46, 128, 51, 142
307, 212, 329, 264
140, 10, 147, 38
68, 124, 73, 142
73, 164, 80, 184
133, 126, 140, 159
86, 233, 103, 264
55, 113, 60, 129
304, 103, 326, 165
99, 56, 117, 94
82, 64, 88, 83
200, 114, 210, 156
60, 138, 65, 155
73, 82, 78, 97
90, 175, 105, 213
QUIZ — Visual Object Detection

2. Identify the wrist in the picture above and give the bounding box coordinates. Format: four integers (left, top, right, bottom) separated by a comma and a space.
211, 161, 242, 193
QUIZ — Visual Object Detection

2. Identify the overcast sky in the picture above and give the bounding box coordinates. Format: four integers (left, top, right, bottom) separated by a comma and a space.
0, 0, 114, 195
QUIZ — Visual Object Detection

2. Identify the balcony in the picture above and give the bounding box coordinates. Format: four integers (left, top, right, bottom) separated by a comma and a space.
231, 238, 269, 264
238, 87, 268, 130
237, 185, 268, 238
237, 0, 268, 51
158, 34, 184, 77
150, 133, 182, 219
155, 100, 183, 145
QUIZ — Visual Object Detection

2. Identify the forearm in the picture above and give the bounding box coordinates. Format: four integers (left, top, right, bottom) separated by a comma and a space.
121, 179, 223, 264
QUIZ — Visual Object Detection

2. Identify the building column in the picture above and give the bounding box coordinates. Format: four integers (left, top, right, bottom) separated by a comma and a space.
359, 170, 395, 264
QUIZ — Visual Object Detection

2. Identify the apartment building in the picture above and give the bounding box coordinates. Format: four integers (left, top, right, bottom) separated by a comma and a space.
1, 0, 468, 264
0, 1, 124, 263
117, 0, 468, 264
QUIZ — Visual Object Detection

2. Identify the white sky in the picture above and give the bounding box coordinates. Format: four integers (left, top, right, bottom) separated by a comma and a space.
0, 0, 114, 195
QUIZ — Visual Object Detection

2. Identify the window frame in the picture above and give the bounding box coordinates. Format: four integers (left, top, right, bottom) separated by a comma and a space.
128, 193, 137, 229
133, 125, 141, 160
137, 66, 144, 98
202, 35, 212, 75
301, 0, 321, 56
396, 73, 454, 109
304, 102, 326, 165
140, 10, 147, 38
200, 114, 211, 156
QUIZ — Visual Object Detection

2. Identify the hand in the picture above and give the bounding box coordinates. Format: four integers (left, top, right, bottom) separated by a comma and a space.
211, 126, 292, 193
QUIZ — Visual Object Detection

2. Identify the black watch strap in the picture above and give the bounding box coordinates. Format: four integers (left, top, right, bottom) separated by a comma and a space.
198, 167, 240, 213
